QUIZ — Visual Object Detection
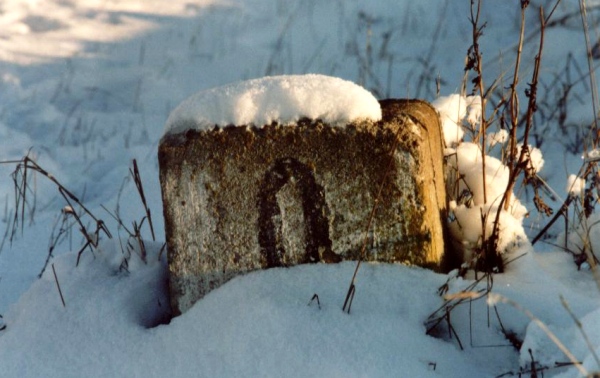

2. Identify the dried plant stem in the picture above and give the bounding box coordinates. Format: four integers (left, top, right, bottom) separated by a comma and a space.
0, 208, 12, 254
489, 6, 546, 264
503, 2, 529, 211
469, 0, 488, 205
425, 272, 492, 335
531, 196, 574, 245
130, 159, 155, 241
101, 205, 148, 264
98, 161, 156, 265
579, 0, 600, 148
1, 154, 112, 265
52, 263, 66, 308
38, 211, 74, 278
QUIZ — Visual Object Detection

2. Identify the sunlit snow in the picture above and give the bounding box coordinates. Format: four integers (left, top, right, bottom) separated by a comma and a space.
165, 74, 382, 134
0, 0, 599, 377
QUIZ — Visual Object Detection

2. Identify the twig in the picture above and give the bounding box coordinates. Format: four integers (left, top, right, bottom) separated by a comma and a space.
308, 294, 321, 310
52, 263, 66, 308
491, 5, 548, 268
447, 310, 464, 350
469, 0, 488, 206
532, 195, 574, 245
426, 272, 492, 335
529, 349, 539, 378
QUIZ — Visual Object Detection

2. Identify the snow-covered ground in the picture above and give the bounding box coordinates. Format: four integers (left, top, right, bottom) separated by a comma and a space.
1, 0, 600, 377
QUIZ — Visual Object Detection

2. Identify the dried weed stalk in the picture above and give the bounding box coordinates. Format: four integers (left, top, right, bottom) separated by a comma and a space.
459, 1, 559, 272
1, 153, 112, 266
102, 159, 158, 270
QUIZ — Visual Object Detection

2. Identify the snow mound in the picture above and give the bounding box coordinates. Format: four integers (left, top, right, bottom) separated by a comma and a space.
164, 74, 382, 134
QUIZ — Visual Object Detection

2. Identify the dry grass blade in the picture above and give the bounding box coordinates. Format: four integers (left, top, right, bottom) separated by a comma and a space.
308, 293, 321, 310
158, 242, 167, 261
579, 0, 600, 148
0, 208, 13, 254
425, 271, 492, 335
1, 153, 111, 265
101, 205, 148, 264
38, 209, 75, 278
560, 295, 600, 370
443, 291, 485, 301
130, 159, 155, 241
467, 0, 489, 206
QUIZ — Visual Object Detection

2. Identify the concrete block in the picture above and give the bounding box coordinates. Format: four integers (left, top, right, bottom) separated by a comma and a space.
159, 99, 447, 315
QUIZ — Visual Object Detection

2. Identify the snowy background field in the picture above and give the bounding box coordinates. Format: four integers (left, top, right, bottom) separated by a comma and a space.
1, 0, 600, 377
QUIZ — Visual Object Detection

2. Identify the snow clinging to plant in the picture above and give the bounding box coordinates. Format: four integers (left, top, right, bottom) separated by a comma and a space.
431, 94, 481, 148
165, 74, 382, 134
433, 94, 531, 261
566, 174, 586, 198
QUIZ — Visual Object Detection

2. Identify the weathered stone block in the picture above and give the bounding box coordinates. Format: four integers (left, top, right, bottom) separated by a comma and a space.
159, 99, 447, 315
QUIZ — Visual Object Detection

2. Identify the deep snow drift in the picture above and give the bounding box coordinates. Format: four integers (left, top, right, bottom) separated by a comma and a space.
1, 239, 597, 378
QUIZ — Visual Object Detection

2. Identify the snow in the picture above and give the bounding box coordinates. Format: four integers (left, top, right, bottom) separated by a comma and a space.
516, 143, 545, 174
584, 148, 600, 162
165, 74, 382, 134
2, 239, 596, 378
443, 138, 528, 260
0, 0, 600, 377
566, 174, 586, 198
487, 129, 510, 148
431, 94, 481, 148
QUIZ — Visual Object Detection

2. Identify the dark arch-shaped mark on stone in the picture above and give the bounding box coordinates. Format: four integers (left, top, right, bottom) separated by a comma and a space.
258, 157, 335, 268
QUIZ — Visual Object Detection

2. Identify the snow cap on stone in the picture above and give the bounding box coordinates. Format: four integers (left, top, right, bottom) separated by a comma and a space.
165, 74, 382, 134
